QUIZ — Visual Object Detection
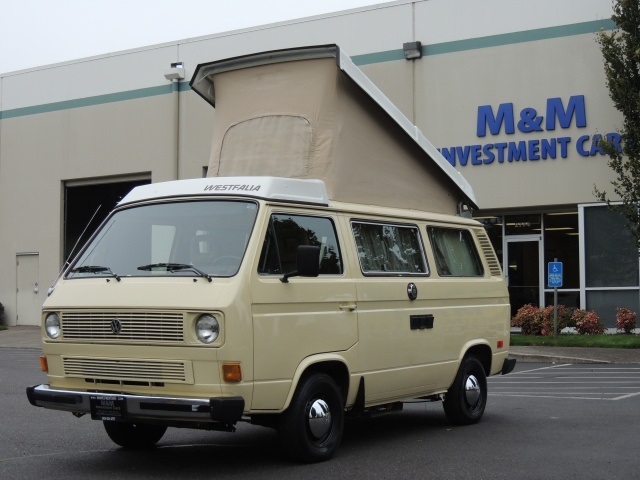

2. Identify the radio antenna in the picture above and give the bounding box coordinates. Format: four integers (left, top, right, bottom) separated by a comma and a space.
48, 205, 102, 296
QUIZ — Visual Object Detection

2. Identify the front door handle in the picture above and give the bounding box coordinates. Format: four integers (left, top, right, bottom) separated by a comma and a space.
339, 303, 357, 312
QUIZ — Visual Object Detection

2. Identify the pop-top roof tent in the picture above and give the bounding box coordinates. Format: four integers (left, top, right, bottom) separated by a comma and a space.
190, 45, 477, 214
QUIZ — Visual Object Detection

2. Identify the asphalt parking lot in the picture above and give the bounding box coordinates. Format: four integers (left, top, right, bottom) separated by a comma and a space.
1, 337, 639, 479
490, 363, 640, 401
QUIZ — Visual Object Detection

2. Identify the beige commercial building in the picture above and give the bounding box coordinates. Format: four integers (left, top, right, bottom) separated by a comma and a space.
0, 0, 634, 327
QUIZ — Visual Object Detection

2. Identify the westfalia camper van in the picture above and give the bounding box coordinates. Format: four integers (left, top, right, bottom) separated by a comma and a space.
27, 46, 515, 463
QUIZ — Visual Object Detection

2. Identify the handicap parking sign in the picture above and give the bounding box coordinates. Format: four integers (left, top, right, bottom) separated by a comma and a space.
548, 262, 563, 288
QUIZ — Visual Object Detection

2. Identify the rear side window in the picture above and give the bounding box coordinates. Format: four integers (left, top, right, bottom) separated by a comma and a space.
351, 221, 428, 275
427, 227, 484, 277
258, 214, 343, 275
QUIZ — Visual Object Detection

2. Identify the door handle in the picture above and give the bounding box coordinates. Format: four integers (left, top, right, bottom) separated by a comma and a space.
410, 314, 434, 330
339, 303, 357, 312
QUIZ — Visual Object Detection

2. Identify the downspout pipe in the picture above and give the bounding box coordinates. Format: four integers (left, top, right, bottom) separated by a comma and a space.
164, 62, 185, 180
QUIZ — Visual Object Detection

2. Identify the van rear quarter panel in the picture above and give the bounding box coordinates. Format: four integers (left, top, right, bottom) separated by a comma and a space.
339, 214, 510, 405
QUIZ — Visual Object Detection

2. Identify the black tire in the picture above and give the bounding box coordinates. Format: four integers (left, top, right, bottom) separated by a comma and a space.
278, 373, 345, 463
103, 421, 167, 449
443, 356, 487, 425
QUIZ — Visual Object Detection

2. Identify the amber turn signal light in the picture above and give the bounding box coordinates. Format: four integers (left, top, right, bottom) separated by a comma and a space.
39, 355, 48, 373
222, 363, 242, 383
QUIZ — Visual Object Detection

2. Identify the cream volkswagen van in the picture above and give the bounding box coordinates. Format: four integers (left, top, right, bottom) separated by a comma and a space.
28, 45, 515, 462
27, 176, 514, 462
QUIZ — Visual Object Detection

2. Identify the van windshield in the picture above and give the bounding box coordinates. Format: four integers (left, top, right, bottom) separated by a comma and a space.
67, 200, 259, 279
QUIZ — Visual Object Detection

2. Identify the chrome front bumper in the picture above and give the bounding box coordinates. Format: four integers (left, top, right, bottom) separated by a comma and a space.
26, 384, 244, 425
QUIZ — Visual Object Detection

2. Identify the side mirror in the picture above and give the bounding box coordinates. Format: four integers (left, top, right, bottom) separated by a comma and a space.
280, 245, 321, 283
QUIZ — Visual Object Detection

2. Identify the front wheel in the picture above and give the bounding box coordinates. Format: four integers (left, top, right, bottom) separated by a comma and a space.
278, 373, 344, 463
103, 421, 167, 449
443, 356, 487, 425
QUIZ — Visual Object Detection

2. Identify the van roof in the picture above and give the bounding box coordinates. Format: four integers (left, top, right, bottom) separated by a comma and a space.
118, 176, 479, 226
119, 176, 330, 206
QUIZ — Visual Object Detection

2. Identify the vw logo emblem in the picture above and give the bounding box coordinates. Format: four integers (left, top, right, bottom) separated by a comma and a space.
110, 318, 122, 335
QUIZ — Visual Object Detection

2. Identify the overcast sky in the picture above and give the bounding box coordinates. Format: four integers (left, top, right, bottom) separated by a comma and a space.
0, 0, 383, 75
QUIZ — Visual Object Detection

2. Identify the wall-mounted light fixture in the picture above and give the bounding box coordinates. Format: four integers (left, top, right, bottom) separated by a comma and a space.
164, 62, 185, 80
403, 41, 423, 60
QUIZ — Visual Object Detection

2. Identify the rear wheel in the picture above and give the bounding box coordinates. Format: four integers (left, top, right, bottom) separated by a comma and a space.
443, 356, 487, 425
103, 421, 167, 449
278, 373, 344, 463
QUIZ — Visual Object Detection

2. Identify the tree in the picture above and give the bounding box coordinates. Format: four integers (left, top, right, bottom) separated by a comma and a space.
594, 0, 640, 249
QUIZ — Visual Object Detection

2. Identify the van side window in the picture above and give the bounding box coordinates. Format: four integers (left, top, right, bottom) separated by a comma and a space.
351, 221, 428, 275
258, 214, 343, 275
427, 227, 484, 277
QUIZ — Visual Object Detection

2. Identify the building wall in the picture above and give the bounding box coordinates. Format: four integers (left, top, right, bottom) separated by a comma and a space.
418, 31, 620, 209
0, 0, 621, 325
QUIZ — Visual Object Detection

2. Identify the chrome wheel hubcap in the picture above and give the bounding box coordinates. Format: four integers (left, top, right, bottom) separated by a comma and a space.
464, 374, 481, 407
308, 399, 332, 439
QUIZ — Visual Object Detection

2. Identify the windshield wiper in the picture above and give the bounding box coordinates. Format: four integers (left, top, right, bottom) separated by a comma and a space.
70, 265, 121, 282
137, 263, 212, 282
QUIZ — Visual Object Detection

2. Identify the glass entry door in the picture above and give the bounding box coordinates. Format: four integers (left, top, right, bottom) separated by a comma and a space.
505, 236, 542, 317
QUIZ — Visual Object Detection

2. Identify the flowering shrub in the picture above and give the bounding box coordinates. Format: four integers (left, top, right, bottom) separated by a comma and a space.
540, 305, 575, 336
511, 304, 575, 336
511, 304, 543, 335
616, 307, 637, 334
572, 309, 605, 335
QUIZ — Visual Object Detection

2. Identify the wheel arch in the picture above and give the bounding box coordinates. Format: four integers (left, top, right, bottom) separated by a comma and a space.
460, 342, 493, 376
283, 355, 350, 411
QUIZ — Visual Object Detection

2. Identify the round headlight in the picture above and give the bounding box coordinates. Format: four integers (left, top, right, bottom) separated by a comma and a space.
45, 313, 61, 339
196, 314, 220, 344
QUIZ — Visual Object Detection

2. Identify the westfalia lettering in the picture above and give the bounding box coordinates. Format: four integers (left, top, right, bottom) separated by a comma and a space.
439, 95, 622, 167
203, 184, 262, 192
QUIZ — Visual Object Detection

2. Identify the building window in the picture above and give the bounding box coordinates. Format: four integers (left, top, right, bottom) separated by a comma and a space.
584, 207, 637, 287
582, 205, 639, 326
543, 212, 579, 289
543, 211, 580, 308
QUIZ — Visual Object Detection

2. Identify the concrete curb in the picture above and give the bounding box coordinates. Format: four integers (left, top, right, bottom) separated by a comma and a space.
510, 352, 609, 365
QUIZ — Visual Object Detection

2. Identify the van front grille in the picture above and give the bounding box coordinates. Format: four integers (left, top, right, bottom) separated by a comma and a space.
63, 357, 193, 384
60, 311, 184, 343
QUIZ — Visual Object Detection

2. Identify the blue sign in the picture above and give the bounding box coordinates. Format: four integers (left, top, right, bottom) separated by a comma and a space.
548, 262, 563, 288
437, 94, 623, 167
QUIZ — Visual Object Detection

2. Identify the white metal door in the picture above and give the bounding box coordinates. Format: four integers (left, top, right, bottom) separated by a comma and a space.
16, 253, 40, 326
